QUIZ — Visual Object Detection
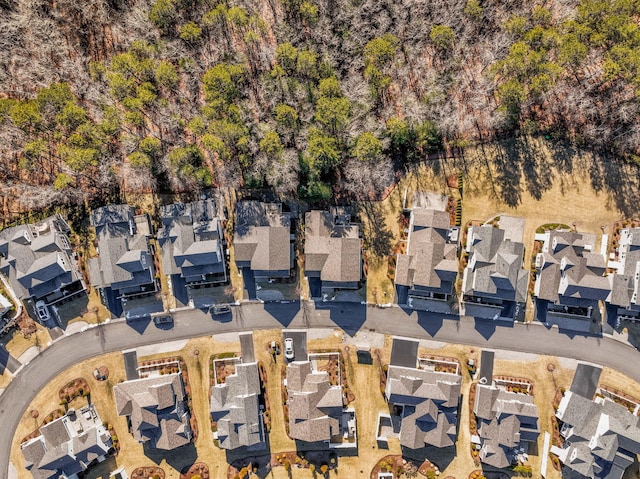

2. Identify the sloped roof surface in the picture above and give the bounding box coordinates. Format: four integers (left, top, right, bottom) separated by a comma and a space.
157, 199, 225, 279
286, 361, 344, 443
234, 201, 291, 272
90, 205, 154, 292
463, 225, 529, 303
386, 365, 462, 449
0, 215, 82, 301
304, 210, 361, 283
210, 362, 264, 450
113, 373, 191, 450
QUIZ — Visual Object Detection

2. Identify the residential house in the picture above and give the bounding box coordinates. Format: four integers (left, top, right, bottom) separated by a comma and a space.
21, 405, 112, 479
608, 228, 640, 322
210, 361, 264, 450
157, 199, 227, 308
304, 208, 362, 298
286, 361, 345, 444
394, 208, 459, 306
89, 205, 158, 319
234, 201, 293, 300
113, 372, 192, 450
385, 338, 462, 449
462, 224, 529, 320
0, 215, 85, 324
534, 230, 610, 321
473, 383, 539, 468
552, 388, 640, 479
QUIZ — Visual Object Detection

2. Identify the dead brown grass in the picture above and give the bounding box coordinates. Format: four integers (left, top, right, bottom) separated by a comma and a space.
2, 322, 51, 359
10, 351, 127, 479
492, 354, 576, 479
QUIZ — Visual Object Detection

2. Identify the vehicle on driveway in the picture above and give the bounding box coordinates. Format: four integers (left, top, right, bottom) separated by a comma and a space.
153, 315, 173, 326
284, 338, 294, 360
35, 301, 50, 322
211, 304, 231, 316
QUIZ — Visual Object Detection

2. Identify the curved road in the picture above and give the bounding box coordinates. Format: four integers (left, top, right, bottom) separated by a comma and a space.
1, 302, 638, 474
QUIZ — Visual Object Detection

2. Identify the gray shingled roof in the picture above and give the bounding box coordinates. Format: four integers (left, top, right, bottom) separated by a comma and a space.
395, 208, 457, 295
385, 365, 461, 449
304, 210, 361, 284
536, 231, 610, 307
113, 373, 192, 450
609, 228, 640, 310
473, 384, 539, 468
555, 390, 640, 479
157, 199, 226, 281
0, 215, 83, 302
210, 362, 264, 450
286, 361, 344, 443
90, 205, 155, 294
234, 201, 291, 273
20, 405, 111, 479
409, 209, 451, 245
463, 225, 529, 303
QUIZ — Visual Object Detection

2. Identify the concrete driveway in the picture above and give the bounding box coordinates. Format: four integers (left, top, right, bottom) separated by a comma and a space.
283, 330, 307, 361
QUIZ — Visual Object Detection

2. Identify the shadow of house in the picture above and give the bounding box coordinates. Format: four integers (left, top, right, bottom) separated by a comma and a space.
142, 441, 197, 470
305, 209, 363, 299
234, 201, 294, 301
461, 224, 529, 321
472, 317, 514, 341
313, 302, 366, 337
0, 214, 86, 328
0, 344, 20, 375
400, 444, 456, 469
534, 229, 609, 333
264, 301, 300, 327
394, 208, 459, 309
228, 452, 273, 479
416, 310, 445, 337
158, 198, 227, 308
89, 205, 160, 320
124, 314, 153, 335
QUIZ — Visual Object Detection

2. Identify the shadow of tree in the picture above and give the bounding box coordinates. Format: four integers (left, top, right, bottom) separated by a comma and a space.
358, 201, 393, 257
464, 135, 640, 216
492, 141, 522, 207
511, 136, 555, 201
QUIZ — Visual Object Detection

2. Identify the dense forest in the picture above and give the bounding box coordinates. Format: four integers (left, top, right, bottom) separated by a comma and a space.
0, 0, 639, 213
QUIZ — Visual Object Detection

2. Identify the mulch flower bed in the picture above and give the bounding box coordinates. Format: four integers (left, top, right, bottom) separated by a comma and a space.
469, 470, 484, 479
58, 377, 90, 403
417, 459, 437, 476
181, 462, 209, 479
131, 466, 164, 479
371, 455, 421, 479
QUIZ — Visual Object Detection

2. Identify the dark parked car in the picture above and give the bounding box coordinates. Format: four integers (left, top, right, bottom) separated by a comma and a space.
153, 315, 173, 326
211, 304, 231, 316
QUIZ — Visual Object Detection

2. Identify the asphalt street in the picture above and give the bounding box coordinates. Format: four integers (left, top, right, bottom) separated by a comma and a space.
1, 301, 639, 475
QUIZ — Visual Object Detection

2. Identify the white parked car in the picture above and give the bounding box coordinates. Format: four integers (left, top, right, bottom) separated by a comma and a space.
284, 338, 294, 360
